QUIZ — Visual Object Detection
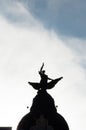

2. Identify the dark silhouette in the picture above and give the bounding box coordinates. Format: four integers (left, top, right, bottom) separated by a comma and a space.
17, 90, 69, 130
17, 64, 69, 130
28, 63, 63, 90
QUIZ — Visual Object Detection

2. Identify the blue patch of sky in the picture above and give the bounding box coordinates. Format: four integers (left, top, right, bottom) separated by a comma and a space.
19, 0, 86, 38
19, 0, 48, 19
0, 0, 86, 38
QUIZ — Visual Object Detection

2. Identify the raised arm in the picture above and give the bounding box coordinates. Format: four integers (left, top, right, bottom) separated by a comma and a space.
39, 63, 44, 73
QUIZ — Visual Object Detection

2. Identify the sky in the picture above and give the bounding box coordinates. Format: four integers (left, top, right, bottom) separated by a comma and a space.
0, 0, 86, 130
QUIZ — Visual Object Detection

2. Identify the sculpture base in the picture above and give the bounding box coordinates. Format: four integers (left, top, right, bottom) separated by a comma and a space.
17, 90, 69, 130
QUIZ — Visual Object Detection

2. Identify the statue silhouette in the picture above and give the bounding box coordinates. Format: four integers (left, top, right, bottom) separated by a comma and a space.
39, 63, 53, 86
28, 63, 63, 90
17, 64, 69, 130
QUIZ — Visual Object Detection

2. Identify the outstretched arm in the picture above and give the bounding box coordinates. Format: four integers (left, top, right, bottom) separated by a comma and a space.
39, 63, 44, 72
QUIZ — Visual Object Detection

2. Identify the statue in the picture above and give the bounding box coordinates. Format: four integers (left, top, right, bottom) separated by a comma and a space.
17, 63, 69, 130
28, 63, 63, 90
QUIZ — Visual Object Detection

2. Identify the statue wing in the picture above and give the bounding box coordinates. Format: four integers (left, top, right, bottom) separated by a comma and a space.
47, 77, 63, 89
28, 82, 40, 90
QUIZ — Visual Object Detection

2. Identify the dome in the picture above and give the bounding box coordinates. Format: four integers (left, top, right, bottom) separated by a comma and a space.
17, 90, 69, 130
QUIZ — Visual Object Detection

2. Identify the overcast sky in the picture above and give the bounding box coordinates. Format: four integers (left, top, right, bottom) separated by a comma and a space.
0, 1, 86, 130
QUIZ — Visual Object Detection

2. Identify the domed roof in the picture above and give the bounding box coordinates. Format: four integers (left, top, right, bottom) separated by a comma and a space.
17, 90, 69, 130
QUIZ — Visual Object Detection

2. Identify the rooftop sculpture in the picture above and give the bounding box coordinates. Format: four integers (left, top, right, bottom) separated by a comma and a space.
28, 63, 63, 91
17, 63, 69, 130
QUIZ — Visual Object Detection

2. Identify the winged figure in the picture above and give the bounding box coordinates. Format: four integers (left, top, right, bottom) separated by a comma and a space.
28, 63, 63, 90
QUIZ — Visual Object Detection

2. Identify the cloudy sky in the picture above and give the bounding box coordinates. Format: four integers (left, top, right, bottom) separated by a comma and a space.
0, 0, 86, 130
